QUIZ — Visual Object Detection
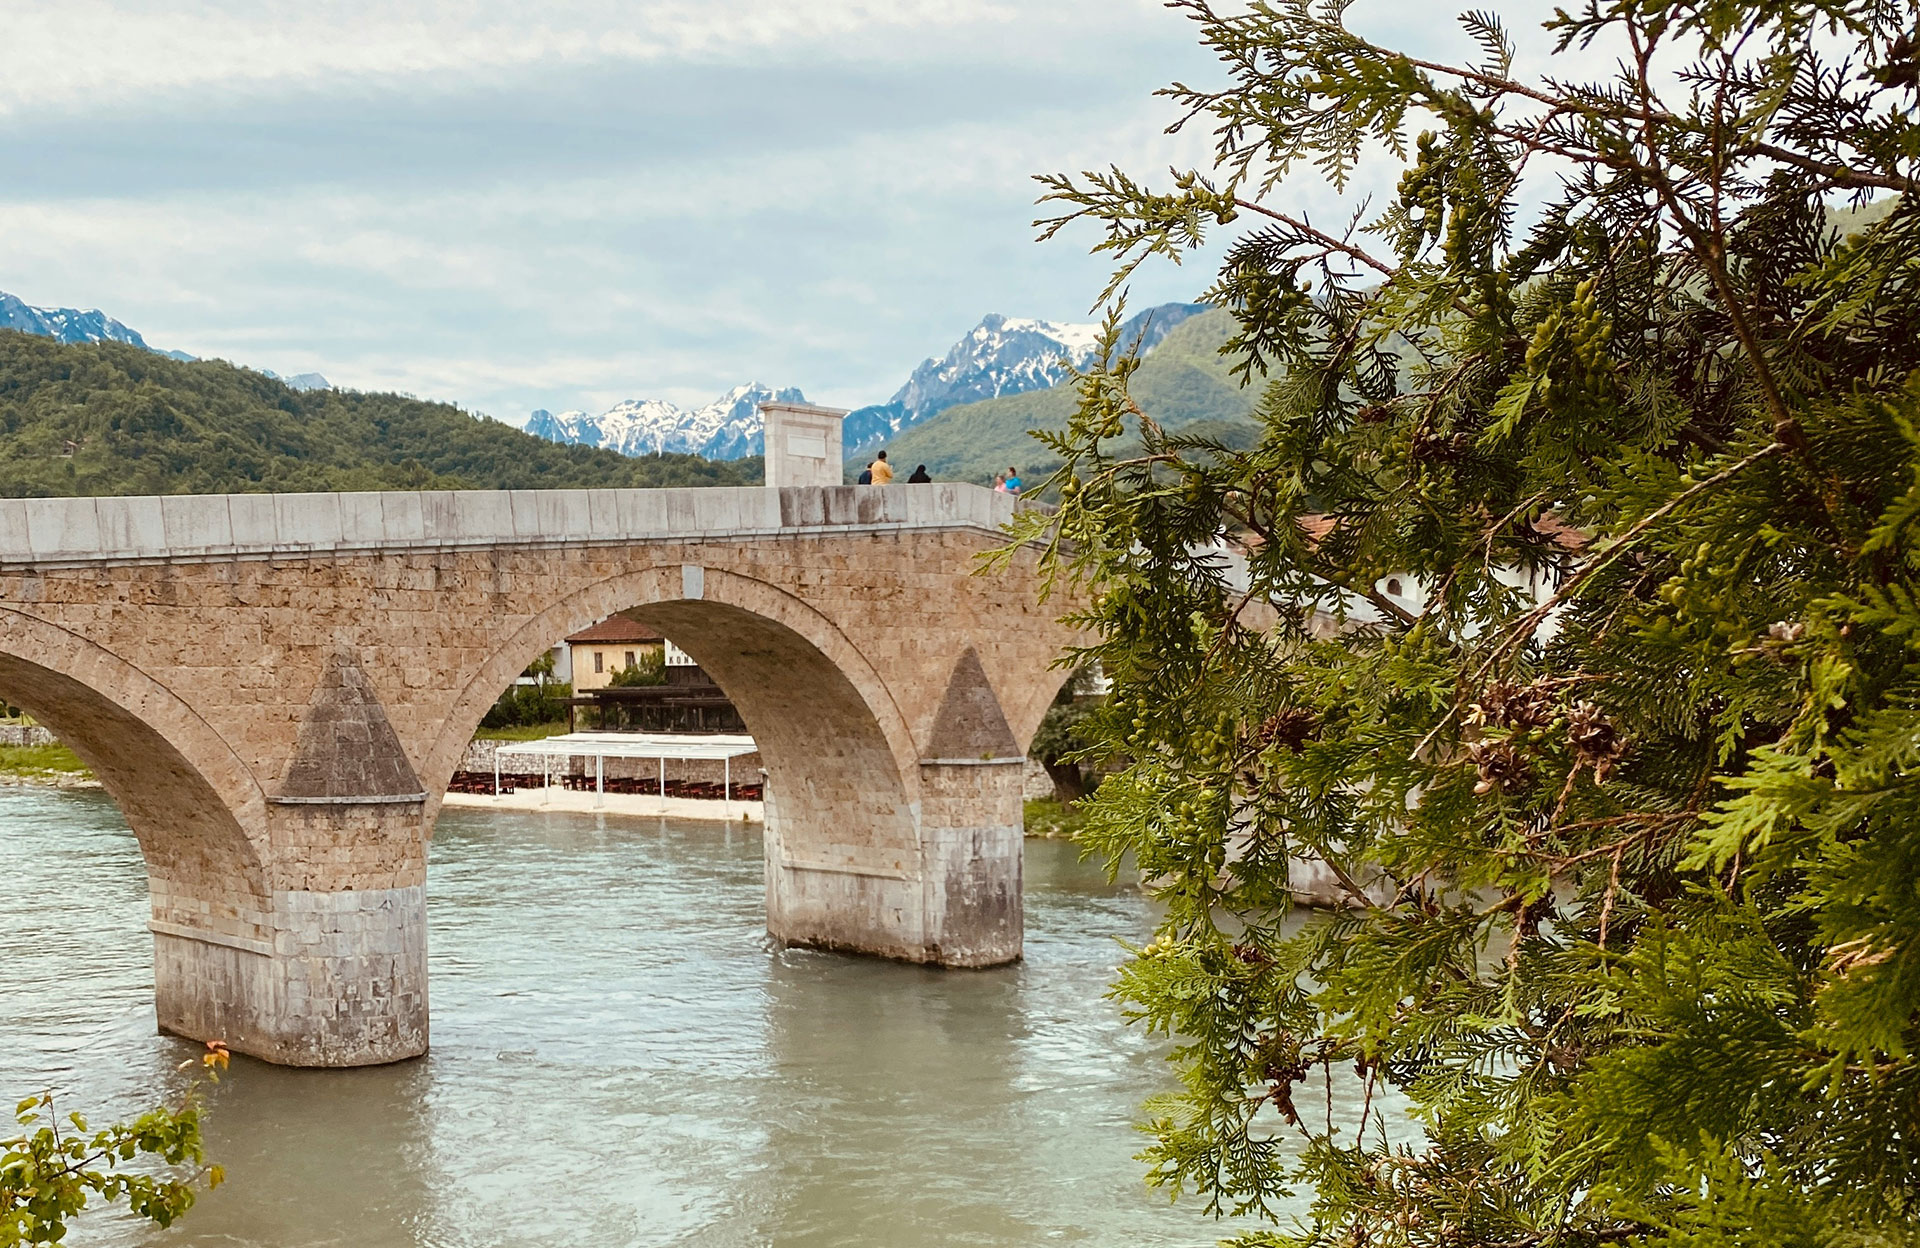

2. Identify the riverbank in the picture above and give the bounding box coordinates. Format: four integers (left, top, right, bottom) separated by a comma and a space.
0, 760, 1075, 834
1023, 797, 1089, 839
0, 741, 96, 787
0, 770, 98, 789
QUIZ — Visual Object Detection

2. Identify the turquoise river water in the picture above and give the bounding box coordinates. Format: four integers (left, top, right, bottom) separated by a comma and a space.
0, 786, 1274, 1247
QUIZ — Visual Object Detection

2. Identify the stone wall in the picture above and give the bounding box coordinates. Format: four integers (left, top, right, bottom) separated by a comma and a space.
1022, 758, 1055, 801
0, 482, 1024, 565
0, 722, 56, 747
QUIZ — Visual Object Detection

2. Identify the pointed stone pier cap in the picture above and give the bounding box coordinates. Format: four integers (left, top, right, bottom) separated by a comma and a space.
921, 647, 1024, 764
275, 650, 426, 803
762, 401, 850, 488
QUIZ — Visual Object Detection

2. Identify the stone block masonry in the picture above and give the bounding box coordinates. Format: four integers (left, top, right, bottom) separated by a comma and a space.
0, 483, 1082, 1066
153, 887, 427, 1066
0, 722, 56, 747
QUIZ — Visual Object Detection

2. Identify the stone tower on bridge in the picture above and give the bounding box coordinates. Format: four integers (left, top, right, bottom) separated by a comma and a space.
0, 447, 1075, 1065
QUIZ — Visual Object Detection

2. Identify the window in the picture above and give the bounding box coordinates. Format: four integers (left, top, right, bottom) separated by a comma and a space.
593, 651, 604, 674
1386, 578, 1403, 597
625, 651, 636, 668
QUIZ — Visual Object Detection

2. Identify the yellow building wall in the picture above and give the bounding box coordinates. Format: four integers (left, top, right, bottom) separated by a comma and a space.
569, 640, 663, 691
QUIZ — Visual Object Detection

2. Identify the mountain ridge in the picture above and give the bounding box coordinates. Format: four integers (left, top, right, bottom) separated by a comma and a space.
1, 286, 1228, 485
526, 383, 806, 459
870, 307, 1262, 487
262, 369, 332, 392
0, 288, 337, 383
518, 301, 1209, 463
0, 291, 152, 352
840, 302, 1208, 452
0, 330, 760, 498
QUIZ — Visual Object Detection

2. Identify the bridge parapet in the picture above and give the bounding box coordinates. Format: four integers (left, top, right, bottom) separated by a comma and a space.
0, 483, 1025, 567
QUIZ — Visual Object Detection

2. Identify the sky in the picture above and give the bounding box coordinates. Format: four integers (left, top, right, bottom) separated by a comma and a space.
0, 1, 1555, 423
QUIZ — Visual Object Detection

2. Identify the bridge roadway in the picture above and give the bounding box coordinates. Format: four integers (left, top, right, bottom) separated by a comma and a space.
0, 484, 1077, 1066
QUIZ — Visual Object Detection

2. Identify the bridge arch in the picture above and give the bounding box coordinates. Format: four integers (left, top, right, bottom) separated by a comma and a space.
428, 564, 918, 809
429, 565, 933, 947
0, 607, 273, 1046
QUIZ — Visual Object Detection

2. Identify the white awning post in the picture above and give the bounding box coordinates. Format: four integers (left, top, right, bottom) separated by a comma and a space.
595, 752, 604, 809
658, 756, 667, 815
493, 751, 500, 798
724, 756, 732, 819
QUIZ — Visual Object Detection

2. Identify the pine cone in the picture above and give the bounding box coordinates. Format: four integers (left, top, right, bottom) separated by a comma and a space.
1566, 701, 1624, 781
1467, 678, 1554, 731
1255, 708, 1319, 752
1410, 430, 1472, 462
1232, 943, 1272, 966
1469, 739, 1532, 794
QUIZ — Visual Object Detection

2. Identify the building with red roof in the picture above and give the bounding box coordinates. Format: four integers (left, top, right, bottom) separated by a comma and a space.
565, 613, 665, 691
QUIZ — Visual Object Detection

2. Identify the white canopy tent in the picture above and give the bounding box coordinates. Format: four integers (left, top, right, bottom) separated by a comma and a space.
490, 732, 759, 813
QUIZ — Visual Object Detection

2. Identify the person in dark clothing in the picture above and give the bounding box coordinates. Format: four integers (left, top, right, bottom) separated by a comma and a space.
907, 464, 932, 483
856, 468, 873, 485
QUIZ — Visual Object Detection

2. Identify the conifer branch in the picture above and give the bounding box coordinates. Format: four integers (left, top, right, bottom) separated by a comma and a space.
1230, 200, 1396, 280
1471, 441, 1788, 683
1029, 1, 1920, 1236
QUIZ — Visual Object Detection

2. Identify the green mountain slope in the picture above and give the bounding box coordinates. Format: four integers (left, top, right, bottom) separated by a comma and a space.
868, 202, 1906, 488
0, 331, 761, 497
869, 308, 1261, 485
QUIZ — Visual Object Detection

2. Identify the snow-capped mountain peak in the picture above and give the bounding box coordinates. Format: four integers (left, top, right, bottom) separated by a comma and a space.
974, 313, 1104, 360
525, 383, 806, 460
895, 312, 1103, 418
522, 303, 1209, 463
0, 290, 150, 350
840, 301, 1208, 451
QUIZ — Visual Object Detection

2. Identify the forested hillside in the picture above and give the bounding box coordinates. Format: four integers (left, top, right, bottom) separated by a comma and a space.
0, 332, 760, 496
872, 308, 1260, 485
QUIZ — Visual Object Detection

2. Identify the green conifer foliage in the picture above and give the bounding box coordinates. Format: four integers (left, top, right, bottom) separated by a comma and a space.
1016, 1, 1920, 1242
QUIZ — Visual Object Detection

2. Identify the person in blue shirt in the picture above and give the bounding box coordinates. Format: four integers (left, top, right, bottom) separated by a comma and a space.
1003, 467, 1022, 495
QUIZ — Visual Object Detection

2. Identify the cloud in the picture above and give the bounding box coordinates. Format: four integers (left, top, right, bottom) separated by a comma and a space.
0, 82, 1215, 411
0, 1, 1170, 119
0, 0, 1632, 427
0, 0, 1221, 422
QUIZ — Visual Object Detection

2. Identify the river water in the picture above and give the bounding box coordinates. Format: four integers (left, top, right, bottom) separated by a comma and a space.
0, 787, 1257, 1247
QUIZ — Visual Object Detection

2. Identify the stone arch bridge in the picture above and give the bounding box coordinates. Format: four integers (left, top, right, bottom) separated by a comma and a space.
0, 484, 1077, 1066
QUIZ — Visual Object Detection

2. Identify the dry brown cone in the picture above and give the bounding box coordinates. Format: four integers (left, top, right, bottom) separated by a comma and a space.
1469, 739, 1533, 795
1467, 678, 1555, 731
1566, 701, 1624, 782
1253, 707, 1319, 753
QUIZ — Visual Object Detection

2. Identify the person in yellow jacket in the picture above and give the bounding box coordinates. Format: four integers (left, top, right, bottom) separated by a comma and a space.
868, 450, 895, 484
